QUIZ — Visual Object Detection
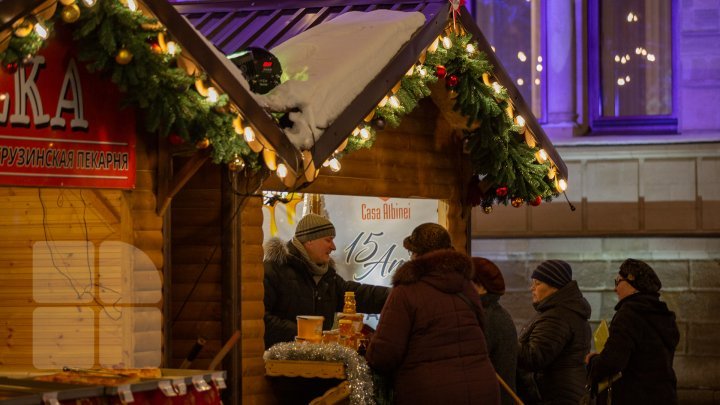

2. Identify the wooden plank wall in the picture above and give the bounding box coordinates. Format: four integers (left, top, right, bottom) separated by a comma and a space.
0, 135, 163, 369
169, 161, 224, 368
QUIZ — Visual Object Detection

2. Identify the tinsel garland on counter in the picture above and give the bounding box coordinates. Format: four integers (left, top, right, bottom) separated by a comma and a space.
264, 342, 376, 405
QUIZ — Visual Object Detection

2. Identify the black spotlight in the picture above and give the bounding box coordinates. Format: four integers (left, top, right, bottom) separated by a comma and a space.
227, 47, 282, 94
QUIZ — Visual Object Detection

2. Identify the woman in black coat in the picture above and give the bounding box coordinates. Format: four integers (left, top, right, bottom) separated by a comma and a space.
517, 260, 592, 405
586, 259, 680, 404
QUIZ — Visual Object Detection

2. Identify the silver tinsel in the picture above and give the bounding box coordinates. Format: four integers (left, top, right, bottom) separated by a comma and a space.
264, 342, 376, 405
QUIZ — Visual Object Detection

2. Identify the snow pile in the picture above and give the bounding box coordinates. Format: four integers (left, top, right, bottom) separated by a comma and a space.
254, 10, 426, 150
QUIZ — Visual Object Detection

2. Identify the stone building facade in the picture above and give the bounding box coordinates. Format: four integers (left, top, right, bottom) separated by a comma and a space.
472, 0, 720, 402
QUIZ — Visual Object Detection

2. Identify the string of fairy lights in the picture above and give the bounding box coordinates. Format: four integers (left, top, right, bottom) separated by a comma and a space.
0, 0, 568, 209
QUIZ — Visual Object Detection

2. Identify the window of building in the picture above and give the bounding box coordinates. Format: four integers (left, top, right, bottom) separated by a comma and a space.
474, 0, 546, 122
588, 0, 677, 134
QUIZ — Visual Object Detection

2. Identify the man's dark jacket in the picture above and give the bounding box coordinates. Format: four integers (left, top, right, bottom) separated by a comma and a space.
263, 238, 390, 348
588, 292, 679, 404
517, 280, 592, 404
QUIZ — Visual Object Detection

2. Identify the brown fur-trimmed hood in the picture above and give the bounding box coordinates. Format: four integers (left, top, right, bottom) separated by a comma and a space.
392, 249, 474, 293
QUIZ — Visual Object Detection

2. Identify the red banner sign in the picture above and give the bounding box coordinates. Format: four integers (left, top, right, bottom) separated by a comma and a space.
0, 27, 136, 189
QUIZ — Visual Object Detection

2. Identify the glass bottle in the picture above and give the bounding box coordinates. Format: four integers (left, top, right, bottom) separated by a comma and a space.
343, 291, 356, 314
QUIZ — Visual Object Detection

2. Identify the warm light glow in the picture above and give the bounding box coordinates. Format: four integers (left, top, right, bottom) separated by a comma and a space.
627, 12, 634, 22
647, 54, 656, 62
534, 78, 541, 85
491, 45, 496, 52
466, 44, 475, 54
625, 54, 631, 61
359, 128, 371, 140
641, 49, 647, 56
517, 78, 524, 86
322, 159, 331, 167
276, 163, 288, 178
558, 179, 568, 191
328, 158, 341, 172
243, 126, 255, 142
206, 87, 219, 103
621, 56, 627, 64
617, 78, 626, 86
405, 66, 414, 76
352, 127, 361, 137
516, 116, 526, 127
442, 36, 452, 49
34, 21, 49, 39
417, 66, 427, 77
517, 51, 527, 62
536, 64, 543, 72
81, 0, 97, 6
614, 55, 620, 62
0, 94, 6, 101
625, 75, 631, 82
388, 96, 400, 109
538, 149, 548, 162
635, 47, 642, 55
166, 41, 177, 55
378, 96, 389, 108
537, 56, 543, 63
126, 0, 137, 11
492, 82, 502, 94
428, 37, 440, 53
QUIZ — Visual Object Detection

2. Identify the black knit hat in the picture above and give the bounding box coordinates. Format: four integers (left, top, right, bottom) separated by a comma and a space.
531, 260, 572, 289
619, 258, 662, 293
403, 223, 452, 256
295, 214, 336, 243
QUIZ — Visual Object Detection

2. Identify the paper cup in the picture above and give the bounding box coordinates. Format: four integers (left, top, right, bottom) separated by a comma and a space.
297, 315, 324, 341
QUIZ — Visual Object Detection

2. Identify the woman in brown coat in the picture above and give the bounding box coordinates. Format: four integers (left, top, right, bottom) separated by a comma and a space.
366, 223, 499, 405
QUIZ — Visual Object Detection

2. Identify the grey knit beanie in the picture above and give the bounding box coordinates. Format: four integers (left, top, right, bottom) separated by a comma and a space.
295, 214, 336, 243
532, 260, 572, 289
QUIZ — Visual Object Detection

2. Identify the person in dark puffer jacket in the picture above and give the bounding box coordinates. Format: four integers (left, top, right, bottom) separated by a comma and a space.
366, 223, 499, 405
471, 257, 518, 405
586, 258, 680, 405
517, 260, 592, 405
263, 213, 389, 349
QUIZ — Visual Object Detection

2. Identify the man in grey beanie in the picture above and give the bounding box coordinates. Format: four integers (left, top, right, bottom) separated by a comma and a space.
516, 260, 592, 404
263, 213, 390, 348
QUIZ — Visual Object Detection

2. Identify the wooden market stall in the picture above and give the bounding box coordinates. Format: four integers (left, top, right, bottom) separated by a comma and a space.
0, 0, 569, 404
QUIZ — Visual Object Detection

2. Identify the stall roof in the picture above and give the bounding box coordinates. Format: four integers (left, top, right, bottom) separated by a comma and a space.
171, 0, 568, 180
0, 0, 567, 181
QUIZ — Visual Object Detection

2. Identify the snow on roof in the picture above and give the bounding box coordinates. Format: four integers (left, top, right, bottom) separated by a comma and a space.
253, 10, 426, 150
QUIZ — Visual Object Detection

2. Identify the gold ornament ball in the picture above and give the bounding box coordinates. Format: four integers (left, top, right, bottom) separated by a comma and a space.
60, 0, 76, 5
115, 48, 133, 65
511, 197, 524, 208
482, 205, 493, 214
195, 138, 210, 149
61, 4, 81, 23
228, 156, 245, 172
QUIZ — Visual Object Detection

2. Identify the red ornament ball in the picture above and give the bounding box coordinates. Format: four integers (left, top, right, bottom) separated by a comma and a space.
168, 133, 184, 145
150, 43, 162, 54
530, 195, 542, 206
3, 63, 18, 74
446, 74, 459, 87
435, 65, 447, 78
495, 186, 509, 197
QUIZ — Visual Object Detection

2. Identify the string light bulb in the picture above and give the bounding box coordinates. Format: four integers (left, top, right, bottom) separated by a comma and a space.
359, 127, 371, 140
243, 126, 256, 143
388, 96, 400, 109
492, 82, 502, 94
417, 66, 427, 77
34, 20, 49, 39
276, 163, 288, 179
81, 0, 97, 6
206, 87, 219, 103
126, 0, 138, 11
466, 44, 475, 54
328, 157, 341, 172
442, 36, 452, 49
537, 149, 548, 162
516, 115, 526, 127
558, 178, 568, 192
166, 41, 177, 56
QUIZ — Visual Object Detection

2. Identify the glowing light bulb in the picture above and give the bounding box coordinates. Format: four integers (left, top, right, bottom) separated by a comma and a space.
534, 78, 541, 85
538, 149, 548, 162
647, 54, 656, 62
537, 56, 543, 63
491, 45, 496, 52
388, 96, 400, 109
466, 44, 475, 54
81, 0, 97, 6
625, 75, 631, 82
417, 66, 427, 77
359, 128, 370, 140
641, 49, 647, 56
243, 126, 255, 142
517, 78, 524, 86
617, 78, 626, 86
614, 55, 620, 62
206, 87, 219, 103
517, 51, 527, 62
276, 163, 288, 178
536, 64, 543, 72
492, 82, 502, 94
516, 116, 526, 127
635, 47, 642, 55
0, 94, 6, 101
442, 36, 452, 49
166, 41, 177, 56
558, 179, 568, 191
621, 56, 627, 64
126, 0, 137, 11
328, 158, 341, 172
34, 21, 48, 39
